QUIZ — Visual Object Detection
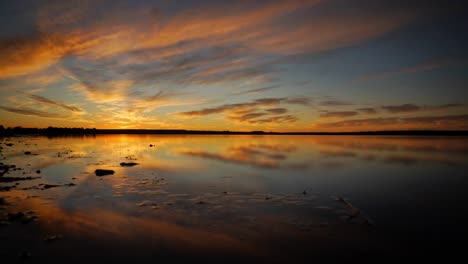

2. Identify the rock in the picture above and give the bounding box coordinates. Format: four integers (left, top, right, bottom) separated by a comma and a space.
319, 222, 329, 227
42, 184, 61, 189
21, 215, 38, 224
5, 143, 13, 147
7, 212, 25, 221
0, 176, 40, 183
24, 151, 31, 155
0, 185, 15, 192
149, 144, 153, 147
18, 250, 31, 260
42, 183, 75, 189
136, 200, 156, 207
0, 220, 11, 226
44, 234, 62, 242
94, 169, 115, 176
36, 170, 41, 174
119, 162, 138, 167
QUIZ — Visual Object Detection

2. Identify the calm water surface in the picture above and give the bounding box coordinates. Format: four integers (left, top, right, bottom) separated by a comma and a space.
1, 135, 467, 262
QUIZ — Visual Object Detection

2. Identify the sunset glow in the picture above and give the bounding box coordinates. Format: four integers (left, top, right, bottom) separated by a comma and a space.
1, 0, 467, 131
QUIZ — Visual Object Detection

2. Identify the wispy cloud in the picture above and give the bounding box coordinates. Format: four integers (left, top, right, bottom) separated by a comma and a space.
266, 108, 288, 114
232, 85, 279, 95
0, 105, 69, 119
357, 107, 377, 114
320, 100, 353, 106
381, 103, 463, 114
177, 97, 306, 117
317, 114, 468, 130
30, 95, 82, 112
357, 56, 467, 82
249, 115, 298, 124
177, 97, 308, 125
382, 104, 421, 113
320, 111, 358, 118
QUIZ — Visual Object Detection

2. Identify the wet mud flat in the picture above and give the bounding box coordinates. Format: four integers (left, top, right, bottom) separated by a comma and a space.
1, 135, 468, 262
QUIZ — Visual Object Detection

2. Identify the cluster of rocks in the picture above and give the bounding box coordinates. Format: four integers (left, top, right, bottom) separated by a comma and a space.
1, 211, 38, 226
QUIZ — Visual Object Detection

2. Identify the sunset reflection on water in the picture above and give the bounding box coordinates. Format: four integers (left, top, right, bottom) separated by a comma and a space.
1, 135, 468, 261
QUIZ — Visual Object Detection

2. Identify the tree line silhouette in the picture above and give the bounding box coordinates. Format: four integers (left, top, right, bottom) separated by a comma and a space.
1, 125, 467, 136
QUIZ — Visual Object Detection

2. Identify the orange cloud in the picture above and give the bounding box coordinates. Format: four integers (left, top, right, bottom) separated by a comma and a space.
320, 111, 358, 118
0, 105, 70, 119
315, 114, 468, 131
0, 34, 69, 78
30, 94, 83, 112
356, 56, 467, 82
382, 104, 421, 113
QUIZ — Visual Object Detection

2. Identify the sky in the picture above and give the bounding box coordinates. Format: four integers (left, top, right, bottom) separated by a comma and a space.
0, 0, 467, 132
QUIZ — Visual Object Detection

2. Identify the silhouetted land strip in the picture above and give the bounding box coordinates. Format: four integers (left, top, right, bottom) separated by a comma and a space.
1, 126, 467, 136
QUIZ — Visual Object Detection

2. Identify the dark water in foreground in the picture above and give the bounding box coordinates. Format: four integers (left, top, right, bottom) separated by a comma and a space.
1, 135, 468, 262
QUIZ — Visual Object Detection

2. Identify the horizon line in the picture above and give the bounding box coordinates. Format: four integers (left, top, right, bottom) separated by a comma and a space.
1, 127, 468, 136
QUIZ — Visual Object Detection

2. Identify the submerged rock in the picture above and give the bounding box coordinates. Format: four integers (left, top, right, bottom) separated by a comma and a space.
120, 162, 138, 167
136, 200, 157, 207
42, 184, 60, 189
0, 176, 40, 183
36, 170, 41, 174
24, 151, 31, 155
44, 234, 62, 242
95, 169, 115, 176
42, 183, 76, 189
7, 212, 25, 221
18, 251, 31, 260
0, 185, 15, 192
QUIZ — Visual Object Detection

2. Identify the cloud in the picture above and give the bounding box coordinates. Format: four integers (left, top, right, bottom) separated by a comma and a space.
284, 97, 311, 105
230, 112, 269, 122
248, 115, 298, 124
0, 105, 69, 119
320, 111, 358, 118
30, 94, 82, 112
1, 0, 415, 85
426, 103, 464, 111
320, 100, 352, 106
377, 103, 463, 115
404, 114, 468, 127
357, 107, 377, 114
317, 117, 400, 128
178, 97, 306, 125
382, 104, 421, 113
266, 108, 287, 114
317, 114, 468, 130
232, 85, 279, 95
0, 34, 68, 78
357, 56, 467, 82
178, 97, 306, 117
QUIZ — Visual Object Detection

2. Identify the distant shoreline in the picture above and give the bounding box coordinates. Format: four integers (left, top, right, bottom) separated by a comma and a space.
1, 127, 468, 136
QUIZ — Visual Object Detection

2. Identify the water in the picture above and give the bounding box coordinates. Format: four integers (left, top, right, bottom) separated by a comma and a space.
1, 135, 468, 262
